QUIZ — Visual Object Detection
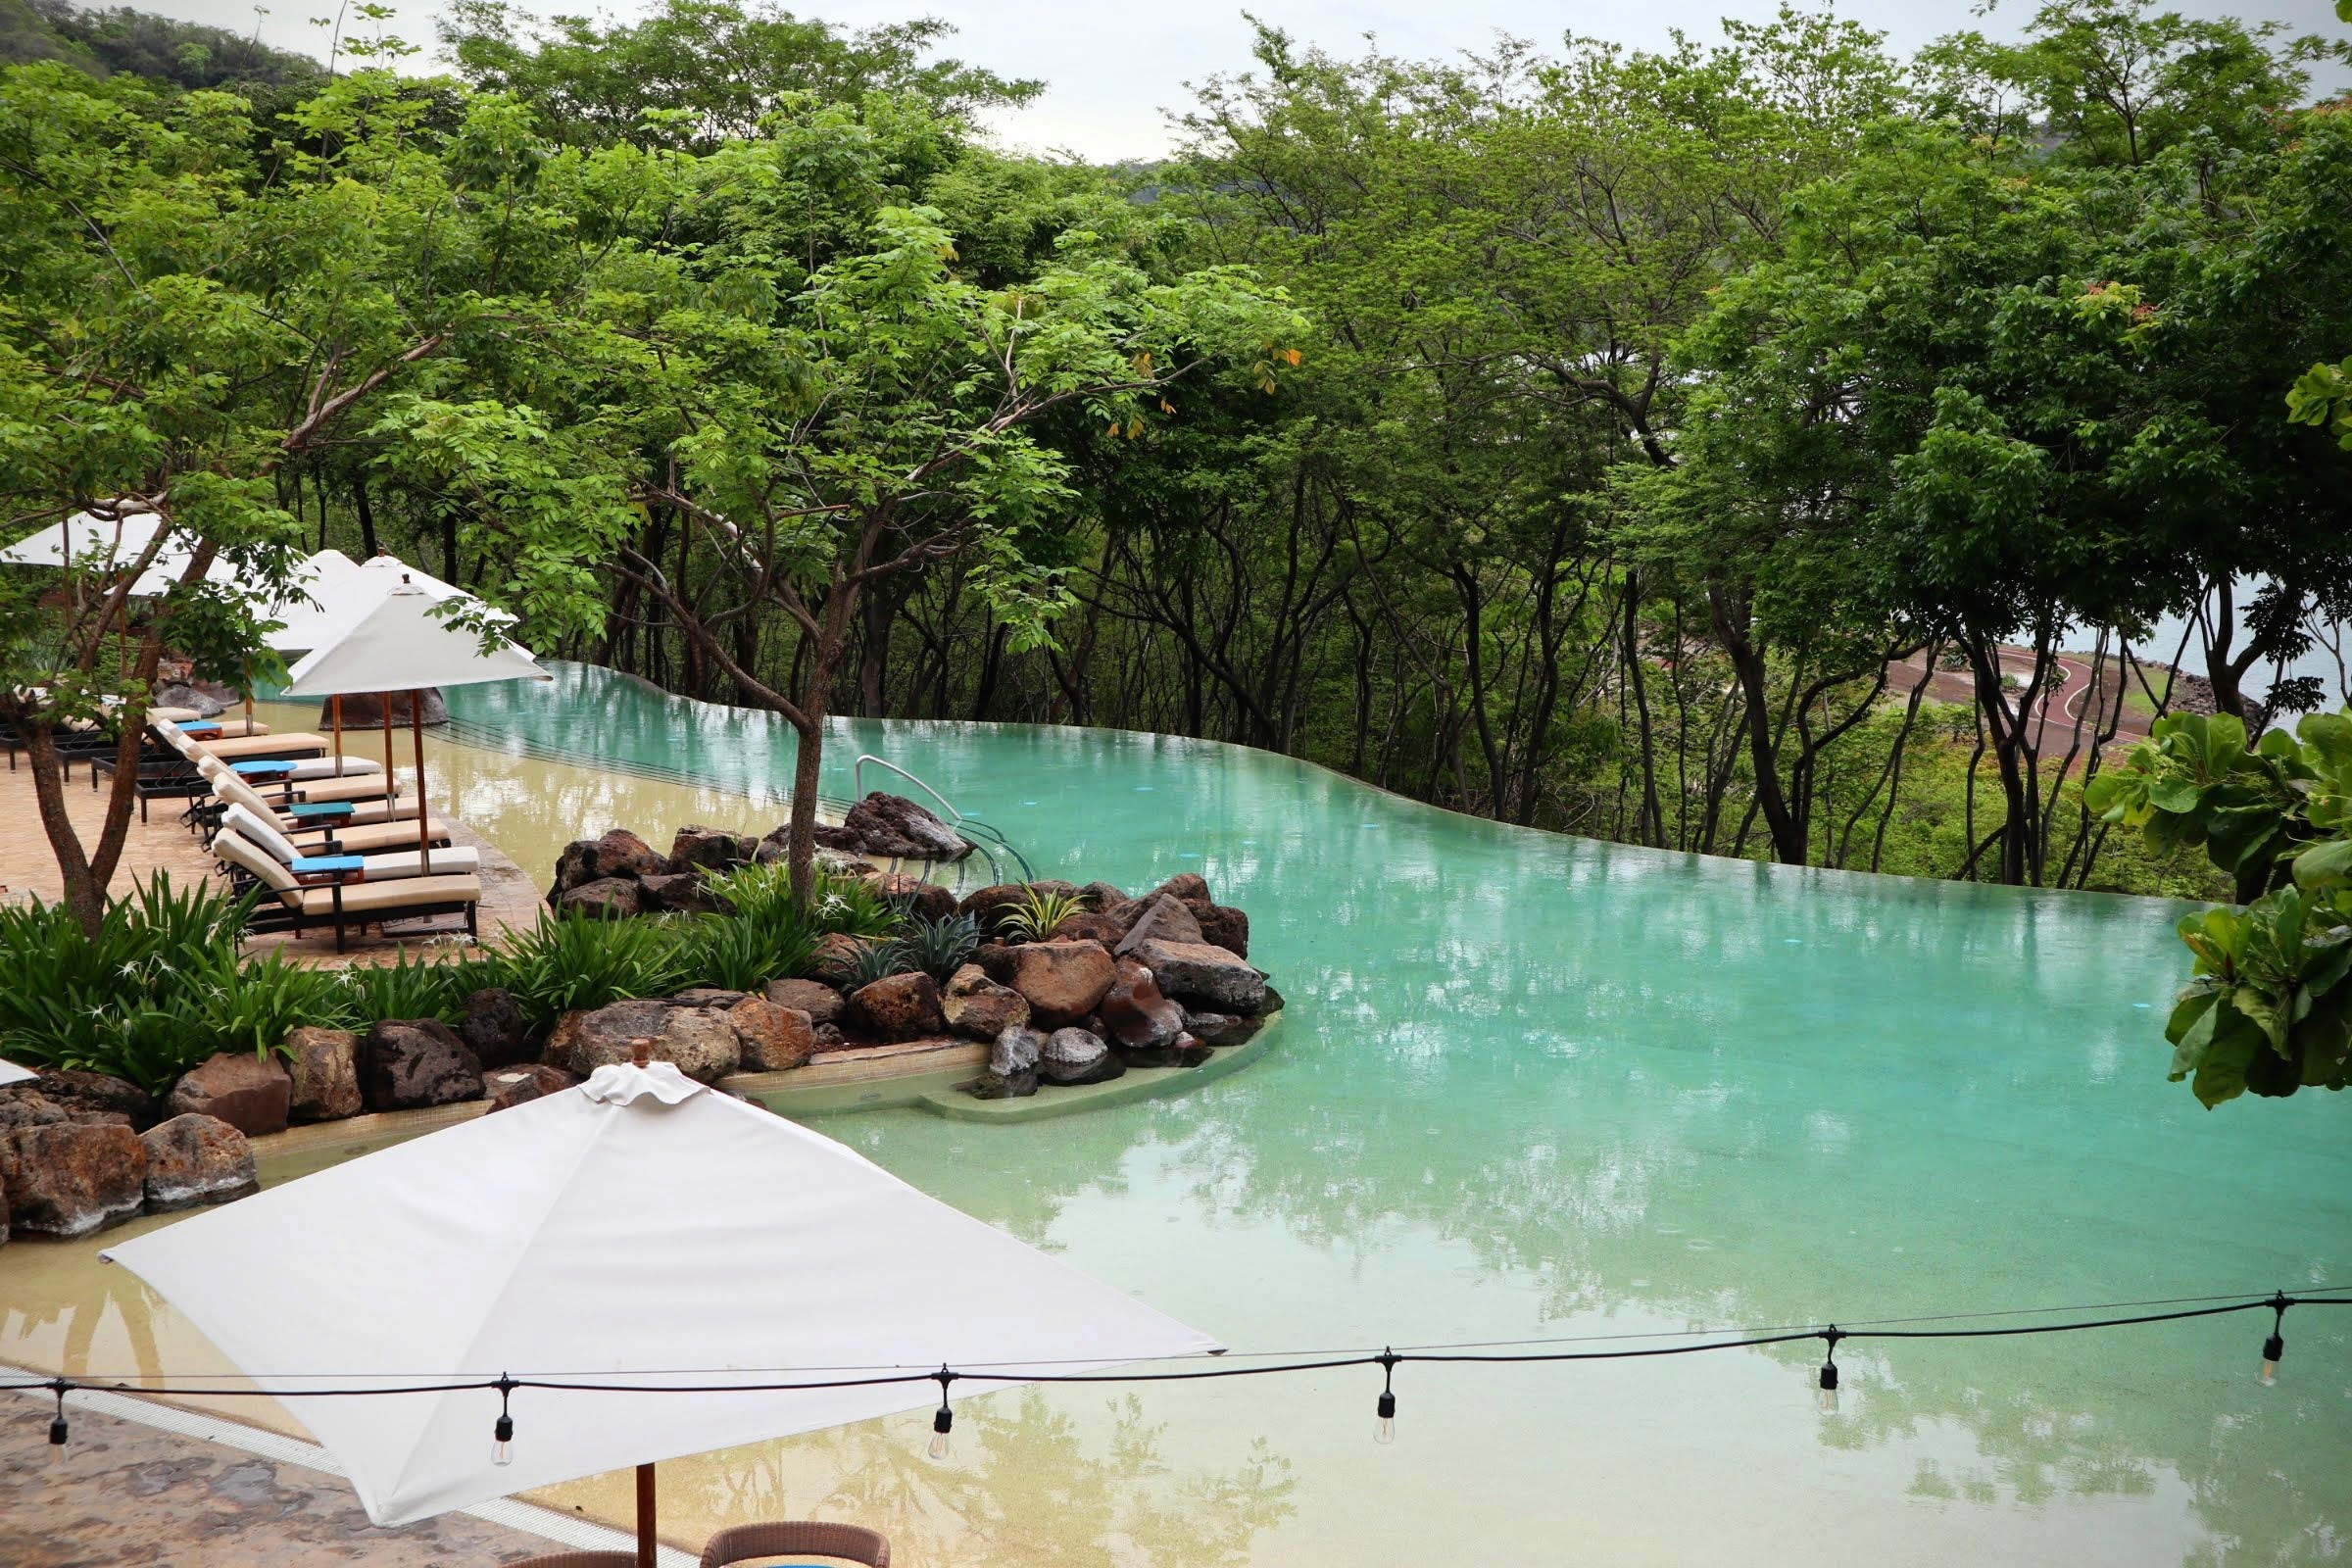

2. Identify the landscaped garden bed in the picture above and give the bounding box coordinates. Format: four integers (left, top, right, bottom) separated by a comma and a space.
0, 814, 1277, 1242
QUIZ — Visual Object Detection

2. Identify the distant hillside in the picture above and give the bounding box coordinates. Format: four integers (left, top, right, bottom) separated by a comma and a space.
0, 0, 322, 88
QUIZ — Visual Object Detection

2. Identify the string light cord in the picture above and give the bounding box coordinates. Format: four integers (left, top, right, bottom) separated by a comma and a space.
10, 1294, 2346, 1402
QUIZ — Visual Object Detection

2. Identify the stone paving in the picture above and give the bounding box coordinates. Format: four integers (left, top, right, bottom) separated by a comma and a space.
0, 753, 542, 964
1, 1396, 545, 1567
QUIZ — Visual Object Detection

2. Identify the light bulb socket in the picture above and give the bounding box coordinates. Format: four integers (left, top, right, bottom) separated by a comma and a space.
932, 1405, 954, 1437
494, 1413, 514, 1445
48, 1416, 69, 1447
1376, 1391, 1396, 1421
1818, 1362, 1839, 1392
2262, 1333, 2284, 1365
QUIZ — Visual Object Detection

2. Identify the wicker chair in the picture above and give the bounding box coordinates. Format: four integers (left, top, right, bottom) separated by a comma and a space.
699, 1521, 892, 1567
502, 1554, 643, 1568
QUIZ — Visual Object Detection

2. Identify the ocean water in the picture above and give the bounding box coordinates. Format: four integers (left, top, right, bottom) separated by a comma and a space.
8, 664, 2347, 1566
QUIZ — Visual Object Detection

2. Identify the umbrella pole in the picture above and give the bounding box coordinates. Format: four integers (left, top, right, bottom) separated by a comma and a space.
636, 1461, 657, 1568
412, 689, 429, 867
331, 693, 343, 765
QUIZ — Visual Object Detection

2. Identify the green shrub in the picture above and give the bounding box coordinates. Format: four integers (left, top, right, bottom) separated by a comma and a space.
1000, 887, 1087, 943
680, 908, 818, 992
339, 949, 468, 1026
178, 948, 358, 1058
810, 869, 902, 940
484, 911, 693, 1032
900, 910, 980, 980
833, 936, 913, 991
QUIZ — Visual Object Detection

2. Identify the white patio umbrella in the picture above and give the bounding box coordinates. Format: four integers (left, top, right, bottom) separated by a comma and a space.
279, 579, 549, 863
0, 510, 236, 596
0, 1056, 36, 1086
102, 1060, 1219, 1561
268, 552, 507, 655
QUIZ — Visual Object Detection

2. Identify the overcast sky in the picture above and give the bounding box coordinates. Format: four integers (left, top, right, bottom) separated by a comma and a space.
171, 0, 2351, 161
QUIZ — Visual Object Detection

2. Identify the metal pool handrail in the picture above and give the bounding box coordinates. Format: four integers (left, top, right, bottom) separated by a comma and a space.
852, 753, 1033, 884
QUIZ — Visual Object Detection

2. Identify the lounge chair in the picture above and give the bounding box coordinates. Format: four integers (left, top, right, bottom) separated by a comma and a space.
218, 803, 478, 880
192, 759, 430, 842
218, 802, 456, 858
701, 1523, 891, 1567
212, 829, 480, 952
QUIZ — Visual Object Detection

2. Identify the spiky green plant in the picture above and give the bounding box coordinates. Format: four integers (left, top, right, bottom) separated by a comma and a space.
831, 937, 913, 992
481, 912, 693, 1031
900, 911, 981, 980
999, 887, 1088, 944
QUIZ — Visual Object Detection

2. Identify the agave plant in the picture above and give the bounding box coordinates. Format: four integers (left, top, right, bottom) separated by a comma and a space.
999, 887, 1089, 944
831, 936, 914, 992
899, 910, 981, 980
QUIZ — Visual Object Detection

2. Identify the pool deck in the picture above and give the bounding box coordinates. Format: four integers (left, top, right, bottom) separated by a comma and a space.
0, 753, 542, 964
3, 1387, 553, 1567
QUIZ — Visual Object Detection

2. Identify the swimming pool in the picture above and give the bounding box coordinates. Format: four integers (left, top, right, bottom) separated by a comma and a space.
20, 664, 2352, 1564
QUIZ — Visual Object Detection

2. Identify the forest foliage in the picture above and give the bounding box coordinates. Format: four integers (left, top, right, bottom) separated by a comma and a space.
3, 0, 2350, 917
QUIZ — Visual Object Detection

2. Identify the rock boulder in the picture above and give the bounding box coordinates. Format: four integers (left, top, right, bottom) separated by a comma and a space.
847, 972, 948, 1043
168, 1052, 292, 1137
1182, 1009, 1262, 1048
139, 1114, 258, 1211
545, 999, 743, 1083
1039, 1027, 1124, 1087
363, 1019, 485, 1110
729, 997, 817, 1072
1125, 938, 1267, 1014
876, 873, 956, 922
283, 1026, 363, 1122
1009, 940, 1118, 1029
970, 1025, 1044, 1099
0, 1122, 146, 1237
331, 688, 447, 727
458, 987, 534, 1069
1194, 904, 1250, 958
558, 877, 641, 919
25, 1070, 157, 1130
638, 871, 719, 914
1113, 895, 1204, 957
668, 824, 758, 874
821, 792, 971, 861
484, 1064, 579, 1112
764, 978, 845, 1028
1100, 957, 1186, 1054
550, 830, 666, 899
941, 964, 1030, 1042
956, 884, 1031, 935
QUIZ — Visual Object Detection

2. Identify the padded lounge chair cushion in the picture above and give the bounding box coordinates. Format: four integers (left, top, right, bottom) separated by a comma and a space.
194, 730, 327, 761
289, 873, 480, 918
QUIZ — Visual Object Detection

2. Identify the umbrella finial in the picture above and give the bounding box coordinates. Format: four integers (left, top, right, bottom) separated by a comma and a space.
629, 1037, 653, 1068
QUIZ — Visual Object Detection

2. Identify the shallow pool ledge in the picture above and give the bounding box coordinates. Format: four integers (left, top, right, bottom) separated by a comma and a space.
728, 1010, 1283, 1122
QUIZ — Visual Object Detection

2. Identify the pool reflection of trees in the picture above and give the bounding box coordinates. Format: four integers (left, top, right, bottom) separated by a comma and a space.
668, 1392, 1295, 1568
833, 1086, 2349, 1565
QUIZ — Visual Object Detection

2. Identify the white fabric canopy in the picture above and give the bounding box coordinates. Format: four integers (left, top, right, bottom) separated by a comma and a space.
0, 511, 234, 597
281, 581, 548, 696
0, 1056, 36, 1086
103, 1062, 1220, 1526
267, 553, 488, 654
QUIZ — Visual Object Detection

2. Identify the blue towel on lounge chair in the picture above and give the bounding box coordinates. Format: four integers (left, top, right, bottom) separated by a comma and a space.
289, 855, 367, 874
285, 802, 353, 818
229, 760, 295, 775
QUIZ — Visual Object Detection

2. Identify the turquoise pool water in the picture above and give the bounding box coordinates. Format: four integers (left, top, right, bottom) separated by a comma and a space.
446, 667, 2351, 1564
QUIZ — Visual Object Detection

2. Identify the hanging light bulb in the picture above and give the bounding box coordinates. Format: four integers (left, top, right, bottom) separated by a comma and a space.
47, 1384, 69, 1463
1817, 1328, 1842, 1415
492, 1376, 516, 1466
2260, 1294, 2290, 1387
1374, 1348, 1399, 1445
927, 1367, 956, 1462
928, 1405, 954, 1461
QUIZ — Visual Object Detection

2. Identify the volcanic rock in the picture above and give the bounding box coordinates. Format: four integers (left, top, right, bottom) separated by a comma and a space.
1009, 940, 1118, 1029
545, 999, 743, 1083
0, 1121, 146, 1237
638, 871, 719, 914
668, 824, 758, 874
876, 872, 956, 922
1100, 957, 1186, 1054
969, 1026, 1044, 1099
764, 978, 845, 1027
283, 1026, 363, 1122
1125, 938, 1267, 1014
1113, 895, 1204, 957
1182, 1009, 1262, 1048
729, 997, 817, 1072
941, 963, 1031, 1041
847, 972, 948, 1043
363, 1019, 485, 1110
168, 1052, 292, 1137
458, 987, 534, 1069
558, 877, 641, 919
484, 1063, 579, 1112
1039, 1027, 1124, 1087
139, 1114, 258, 1211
